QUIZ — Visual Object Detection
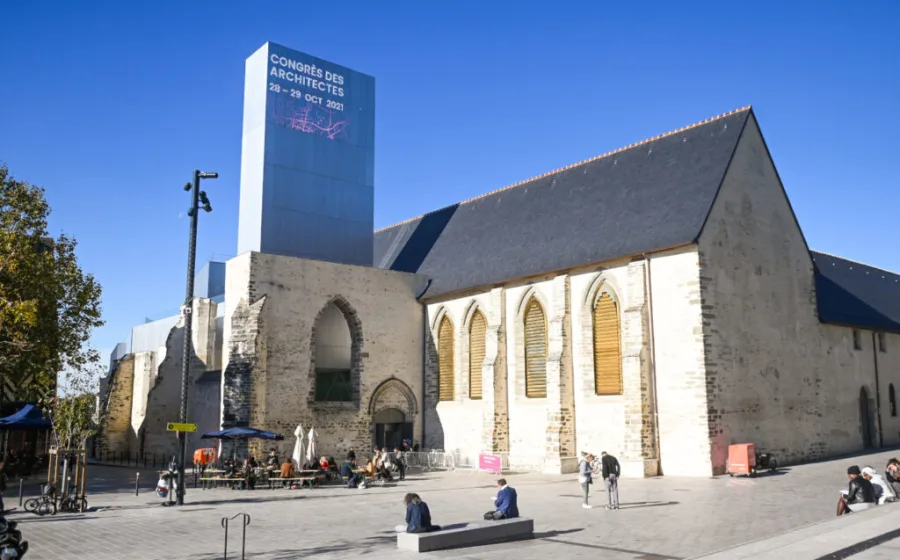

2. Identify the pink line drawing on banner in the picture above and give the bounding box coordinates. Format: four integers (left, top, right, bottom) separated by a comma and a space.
272, 98, 350, 141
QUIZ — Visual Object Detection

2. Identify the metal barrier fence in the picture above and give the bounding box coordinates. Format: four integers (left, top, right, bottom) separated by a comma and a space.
401, 451, 523, 473
401, 450, 459, 471
89, 450, 172, 470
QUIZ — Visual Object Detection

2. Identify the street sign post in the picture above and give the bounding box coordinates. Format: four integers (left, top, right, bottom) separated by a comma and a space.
167, 422, 198, 433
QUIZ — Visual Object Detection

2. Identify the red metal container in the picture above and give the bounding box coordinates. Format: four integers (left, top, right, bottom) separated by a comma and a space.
727, 443, 756, 476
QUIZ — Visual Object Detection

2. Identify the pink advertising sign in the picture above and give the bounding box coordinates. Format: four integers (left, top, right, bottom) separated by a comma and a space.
479, 454, 502, 473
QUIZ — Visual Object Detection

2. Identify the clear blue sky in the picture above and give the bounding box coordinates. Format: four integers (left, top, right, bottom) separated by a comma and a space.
1, 0, 898, 357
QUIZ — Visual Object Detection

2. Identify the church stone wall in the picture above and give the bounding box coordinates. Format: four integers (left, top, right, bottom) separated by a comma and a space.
698, 114, 900, 473
876, 331, 900, 447
648, 247, 711, 476
425, 289, 505, 468
223, 252, 426, 460
569, 259, 658, 478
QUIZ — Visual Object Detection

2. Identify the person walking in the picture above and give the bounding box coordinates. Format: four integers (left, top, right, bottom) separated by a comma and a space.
578, 454, 595, 509
601, 451, 620, 510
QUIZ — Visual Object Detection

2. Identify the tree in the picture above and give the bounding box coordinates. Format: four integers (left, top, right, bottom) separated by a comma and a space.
52, 358, 104, 449
0, 164, 103, 409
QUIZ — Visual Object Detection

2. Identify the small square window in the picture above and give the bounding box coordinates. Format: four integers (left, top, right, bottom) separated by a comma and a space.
878, 332, 887, 353
852, 329, 862, 351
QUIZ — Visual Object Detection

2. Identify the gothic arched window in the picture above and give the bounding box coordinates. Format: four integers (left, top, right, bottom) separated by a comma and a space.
593, 291, 623, 395
437, 316, 455, 401
469, 310, 486, 400
524, 298, 547, 398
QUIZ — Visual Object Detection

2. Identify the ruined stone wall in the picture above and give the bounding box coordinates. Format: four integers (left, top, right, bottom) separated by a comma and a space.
222, 252, 427, 460
129, 352, 156, 443
141, 298, 218, 457
98, 355, 135, 455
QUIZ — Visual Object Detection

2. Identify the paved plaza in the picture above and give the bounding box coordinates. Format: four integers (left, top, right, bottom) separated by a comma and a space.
8, 448, 900, 559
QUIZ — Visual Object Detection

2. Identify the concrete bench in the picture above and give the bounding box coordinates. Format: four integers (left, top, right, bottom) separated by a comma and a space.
396, 518, 534, 552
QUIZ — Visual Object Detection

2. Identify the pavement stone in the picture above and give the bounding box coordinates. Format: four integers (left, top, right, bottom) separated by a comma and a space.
6, 448, 900, 559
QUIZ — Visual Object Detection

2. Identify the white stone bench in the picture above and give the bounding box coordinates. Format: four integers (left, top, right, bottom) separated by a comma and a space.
396, 518, 534, 552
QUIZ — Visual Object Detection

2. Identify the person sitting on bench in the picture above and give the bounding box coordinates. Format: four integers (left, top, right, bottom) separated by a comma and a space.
341, 458, 363, 489
395, 493, 440, 533
484, 478, 519, 520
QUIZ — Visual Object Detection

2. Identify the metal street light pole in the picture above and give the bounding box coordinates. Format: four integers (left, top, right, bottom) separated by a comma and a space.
177, 169, 216, 506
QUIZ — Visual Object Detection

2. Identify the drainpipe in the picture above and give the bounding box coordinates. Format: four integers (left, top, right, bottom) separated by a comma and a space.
416, 279, 433, 447
642, 254, 663, 474
872, 331, 884, 448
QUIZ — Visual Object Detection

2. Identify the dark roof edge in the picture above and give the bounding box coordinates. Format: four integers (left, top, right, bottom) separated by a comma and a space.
811, 250, 900, 276
376, 106, 754, 235
422, 242, 698, 302
693, 107, 752, 243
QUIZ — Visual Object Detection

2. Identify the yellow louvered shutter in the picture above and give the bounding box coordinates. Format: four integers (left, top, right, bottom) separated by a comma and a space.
593, 293, 623, 395
524, 299, 547, 398
438, 316, 454, 401
469, 311, 486, 399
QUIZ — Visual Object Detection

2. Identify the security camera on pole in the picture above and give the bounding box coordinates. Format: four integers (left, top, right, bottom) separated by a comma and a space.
176, 169, 217, 506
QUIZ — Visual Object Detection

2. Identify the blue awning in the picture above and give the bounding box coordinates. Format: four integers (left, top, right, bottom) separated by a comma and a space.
0, 404, 52, 430
201, 427, 284, 441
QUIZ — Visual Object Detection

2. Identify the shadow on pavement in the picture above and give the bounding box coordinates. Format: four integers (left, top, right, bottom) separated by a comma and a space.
187, 533, 398, 559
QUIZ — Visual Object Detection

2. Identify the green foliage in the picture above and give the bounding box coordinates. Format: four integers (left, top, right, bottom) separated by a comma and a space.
0, 163, 103, 414
53, 362, 104, 449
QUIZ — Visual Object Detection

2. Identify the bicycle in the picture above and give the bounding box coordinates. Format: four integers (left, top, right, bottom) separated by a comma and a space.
57, 495, 88, 513
24, 484, 57, 516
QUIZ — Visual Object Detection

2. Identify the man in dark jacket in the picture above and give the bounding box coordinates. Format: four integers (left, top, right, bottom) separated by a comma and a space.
341, 458, 362, 489
601, 452, 621, 510
837, 465, 876, 515
484, 479, 519, 520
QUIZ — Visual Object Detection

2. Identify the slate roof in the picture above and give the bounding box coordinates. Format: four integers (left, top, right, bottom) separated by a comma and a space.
374, 107, 752, 299
811, 252, 900, 333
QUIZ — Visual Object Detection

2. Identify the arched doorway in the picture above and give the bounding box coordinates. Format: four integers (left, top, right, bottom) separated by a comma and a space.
373, 408, 412, 450
860, 386, 874, 449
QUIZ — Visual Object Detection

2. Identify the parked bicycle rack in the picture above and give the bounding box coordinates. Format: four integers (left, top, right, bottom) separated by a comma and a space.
221, 513, 251, 559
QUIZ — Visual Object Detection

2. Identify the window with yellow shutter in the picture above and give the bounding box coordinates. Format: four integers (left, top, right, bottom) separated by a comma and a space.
437, 316, 455, 401
469, 310, 486, 400
593, 292, 623, 395
524, 298, 547, 398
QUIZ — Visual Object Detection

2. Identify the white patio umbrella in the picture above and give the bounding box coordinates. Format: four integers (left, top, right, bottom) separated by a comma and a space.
305, 427, 317, 465
291, 424, 305, 468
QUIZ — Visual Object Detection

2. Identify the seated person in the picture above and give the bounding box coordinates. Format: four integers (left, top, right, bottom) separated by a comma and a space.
885, 459, 900, 497
280, 459, 294, 478
319, 456, 330, 471
484, 478, 519, 520
395, 493, 440, 533
341, 458, 363, 489
837, 465, 876, 515
266, 448, 279, 474
863, 466, 896, 504
372, 458, 393, 482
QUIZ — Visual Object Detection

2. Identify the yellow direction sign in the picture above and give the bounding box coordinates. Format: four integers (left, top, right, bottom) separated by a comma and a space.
167, 422, 197, 433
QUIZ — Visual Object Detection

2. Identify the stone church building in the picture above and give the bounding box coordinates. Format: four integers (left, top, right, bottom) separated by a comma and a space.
100, 106, 900, 477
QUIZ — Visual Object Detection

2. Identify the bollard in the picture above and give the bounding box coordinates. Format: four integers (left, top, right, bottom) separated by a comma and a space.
18, 479, 23, 507
135, 473, 140, 496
